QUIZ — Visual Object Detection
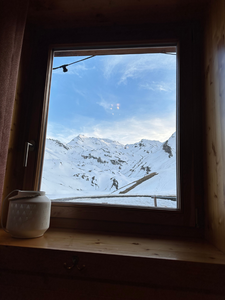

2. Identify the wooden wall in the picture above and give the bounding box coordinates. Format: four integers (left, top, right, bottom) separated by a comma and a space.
204, 0, 225, 252
27, 0, 208, 29
0, 0, 28, 207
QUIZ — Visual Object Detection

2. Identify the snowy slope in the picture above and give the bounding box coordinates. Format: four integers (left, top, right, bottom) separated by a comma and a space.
41, 133, 177, 201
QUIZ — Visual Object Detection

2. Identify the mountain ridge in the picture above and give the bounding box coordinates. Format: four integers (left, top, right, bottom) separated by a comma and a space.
41, 133, 176, 198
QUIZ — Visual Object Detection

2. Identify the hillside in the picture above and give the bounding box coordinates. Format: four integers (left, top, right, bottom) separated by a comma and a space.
41, 133, 177, 205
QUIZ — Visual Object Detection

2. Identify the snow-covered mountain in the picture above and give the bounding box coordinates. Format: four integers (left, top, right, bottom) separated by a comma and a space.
41, 133, 176, 200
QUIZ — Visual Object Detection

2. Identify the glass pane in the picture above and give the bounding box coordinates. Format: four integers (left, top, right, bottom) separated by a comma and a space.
41, 49, 177, 209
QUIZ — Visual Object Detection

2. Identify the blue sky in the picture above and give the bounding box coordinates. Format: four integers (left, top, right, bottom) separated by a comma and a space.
47, 52, 176, 144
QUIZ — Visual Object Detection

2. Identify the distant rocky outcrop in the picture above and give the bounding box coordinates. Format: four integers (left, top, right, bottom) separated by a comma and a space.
141, 165, 151, 174
48, 138, 69, 150
111, 178, 119, 190
163, 140, 173, 158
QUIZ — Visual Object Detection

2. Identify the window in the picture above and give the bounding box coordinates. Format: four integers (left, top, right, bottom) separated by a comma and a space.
40, 46, 177, 210
17, 23, 201, 233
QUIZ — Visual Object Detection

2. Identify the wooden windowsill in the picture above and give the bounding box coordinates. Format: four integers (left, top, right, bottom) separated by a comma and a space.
1, 227, 225, 265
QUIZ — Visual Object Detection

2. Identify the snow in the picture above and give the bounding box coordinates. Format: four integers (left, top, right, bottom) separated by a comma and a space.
41, 133, 177, 209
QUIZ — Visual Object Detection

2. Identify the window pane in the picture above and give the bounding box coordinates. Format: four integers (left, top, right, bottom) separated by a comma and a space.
41, 49, 177, 209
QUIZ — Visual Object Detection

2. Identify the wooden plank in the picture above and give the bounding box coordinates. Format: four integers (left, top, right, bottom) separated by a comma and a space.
0, 228, 224, 264
203, 0, 225, 253
1, 230, 225, 299
50, 203, 182, 225
27, 0, 208, 29
49, 217, 203, 237
1, 271, 224, 300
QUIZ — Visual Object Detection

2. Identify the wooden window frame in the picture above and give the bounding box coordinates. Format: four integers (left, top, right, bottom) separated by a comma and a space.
35, 41, 198, 234
5, 22, 203, 236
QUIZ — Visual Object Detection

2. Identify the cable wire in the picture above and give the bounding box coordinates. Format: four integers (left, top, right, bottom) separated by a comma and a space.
53, 55, 95, 72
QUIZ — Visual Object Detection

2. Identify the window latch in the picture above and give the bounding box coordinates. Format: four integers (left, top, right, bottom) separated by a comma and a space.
23, 140, 35, 167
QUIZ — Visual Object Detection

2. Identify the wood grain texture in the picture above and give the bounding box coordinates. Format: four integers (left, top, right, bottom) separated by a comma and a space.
1, 228, 225, 299
50, 217, 204, 238
0, 0, 29, 212
2, 1, 225, 299
0, 228, 224, 264
27, 0, 209, 29
204, 0, 225, 252
51, 202, 183, 225
1, 272, 224, 300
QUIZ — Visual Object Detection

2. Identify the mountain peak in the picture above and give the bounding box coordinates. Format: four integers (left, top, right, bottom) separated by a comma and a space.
42, 132, 177, 200
77, 134, 86, 139
68, 135, 124, 148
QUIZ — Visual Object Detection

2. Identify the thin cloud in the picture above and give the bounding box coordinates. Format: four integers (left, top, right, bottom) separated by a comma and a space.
46, 115, 96, 143
88, 115, 176, 144
72, 84, 86, 98
47, 114, 176, 145
46, 123, 78, 144
47, 54, 176, 145
102, 53, 176, 84
96, 98, 112, 112
102, 55, 124, 79
140, 81, 175, 92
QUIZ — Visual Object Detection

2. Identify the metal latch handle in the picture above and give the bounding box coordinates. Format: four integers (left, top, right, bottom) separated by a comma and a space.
23, 141, 35, 167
